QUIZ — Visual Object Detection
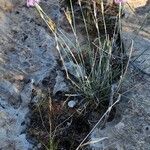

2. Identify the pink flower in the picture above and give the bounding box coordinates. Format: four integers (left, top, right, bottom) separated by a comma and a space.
114, 0, 127, 4
27, 0, 40, 7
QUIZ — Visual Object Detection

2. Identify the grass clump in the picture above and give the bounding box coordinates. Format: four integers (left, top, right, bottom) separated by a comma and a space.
34, 0, 126, 108
27, 0, 132, 149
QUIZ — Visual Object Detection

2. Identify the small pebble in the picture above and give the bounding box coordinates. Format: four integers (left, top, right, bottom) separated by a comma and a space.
68, 100, 76, 108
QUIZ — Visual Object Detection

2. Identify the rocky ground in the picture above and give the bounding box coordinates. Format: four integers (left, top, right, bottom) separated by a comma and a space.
90, 0, 150, 150
0, 0, 150, 150
0, 0, 59, 149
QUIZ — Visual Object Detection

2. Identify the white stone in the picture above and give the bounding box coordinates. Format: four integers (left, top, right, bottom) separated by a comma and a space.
68, 100, 76, 108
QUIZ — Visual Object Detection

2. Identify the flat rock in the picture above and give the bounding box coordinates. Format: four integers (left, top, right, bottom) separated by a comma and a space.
0, 0, 59, 149
125, 0, 148, 9
122, 0, 150, 74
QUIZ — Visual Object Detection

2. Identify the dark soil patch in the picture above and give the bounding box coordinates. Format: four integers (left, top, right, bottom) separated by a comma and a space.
26, 89, 118, 149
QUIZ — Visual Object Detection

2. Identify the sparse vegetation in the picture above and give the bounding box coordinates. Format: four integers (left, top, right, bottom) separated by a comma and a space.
35, 0, 126, 106
27, 0, 131, 149
1, 0, 150, 150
